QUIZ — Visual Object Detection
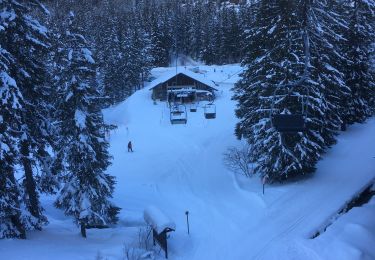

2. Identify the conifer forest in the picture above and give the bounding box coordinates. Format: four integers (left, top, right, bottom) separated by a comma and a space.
1, 1, 374, 256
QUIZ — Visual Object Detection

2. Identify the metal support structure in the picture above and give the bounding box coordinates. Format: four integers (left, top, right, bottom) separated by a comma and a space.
153, 228, 175, 259
185, 211, 190, 235
80, 222, 86, 238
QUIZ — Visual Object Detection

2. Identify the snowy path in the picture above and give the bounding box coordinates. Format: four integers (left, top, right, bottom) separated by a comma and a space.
1, 64, 374, 259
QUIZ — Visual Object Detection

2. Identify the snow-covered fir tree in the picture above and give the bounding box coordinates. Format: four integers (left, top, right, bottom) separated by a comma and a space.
98, 0, 124, 104
306, 0, 350, 146
150, 17, 171, 67
0, 11, 26, 238
54, 11, 120, 229
233, 0, 349, 181
342, 0, 375, 124
200, 6, 218, 64
130, 21, 154, 90
1, 0, 54, 231
188, 1, 204, 60
220, 6, 242, 63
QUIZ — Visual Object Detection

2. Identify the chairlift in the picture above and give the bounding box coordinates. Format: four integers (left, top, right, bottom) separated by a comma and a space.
204, 103, 216, 119
190, 103, 197, 112
270, 86, 309, 133
170, 104, 187, 124
272, 114, 306, 132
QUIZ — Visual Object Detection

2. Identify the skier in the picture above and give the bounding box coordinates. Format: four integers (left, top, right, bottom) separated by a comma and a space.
127, 141, 133, 152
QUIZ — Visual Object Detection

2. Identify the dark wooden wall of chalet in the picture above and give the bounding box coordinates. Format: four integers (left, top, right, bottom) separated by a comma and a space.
152, 84, 167, 100
152, 74, 215, 101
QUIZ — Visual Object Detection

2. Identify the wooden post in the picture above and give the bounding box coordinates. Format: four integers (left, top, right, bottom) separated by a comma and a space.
262, 175, 269, 195
165, 233, 168, 259
185, 211, 190, 235
80, 221, 86, 238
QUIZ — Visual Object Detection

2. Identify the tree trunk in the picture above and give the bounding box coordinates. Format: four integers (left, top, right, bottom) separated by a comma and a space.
8, 172, 26, 239
10, 215, 26, 239
80, 221, 87, 238
21, 140, 40, 220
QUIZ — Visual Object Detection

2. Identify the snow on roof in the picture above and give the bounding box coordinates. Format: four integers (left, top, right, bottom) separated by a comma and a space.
148, 69, 218, 91
144, 206, 176, 234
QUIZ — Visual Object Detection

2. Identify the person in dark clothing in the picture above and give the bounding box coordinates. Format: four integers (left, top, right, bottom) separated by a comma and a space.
127, 141, 133, 152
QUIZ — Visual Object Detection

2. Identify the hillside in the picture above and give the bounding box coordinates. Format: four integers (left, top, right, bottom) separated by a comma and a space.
1, 64, 374, 260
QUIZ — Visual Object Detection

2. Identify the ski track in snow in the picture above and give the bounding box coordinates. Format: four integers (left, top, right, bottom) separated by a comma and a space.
1, 64, 374, 260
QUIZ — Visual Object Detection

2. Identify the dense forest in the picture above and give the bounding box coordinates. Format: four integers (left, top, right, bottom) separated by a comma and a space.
45, 0, 248, 104
1, 0, 374, 240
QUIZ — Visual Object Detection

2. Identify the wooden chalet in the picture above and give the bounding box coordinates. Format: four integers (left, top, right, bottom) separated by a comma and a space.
149, 71, 218, 104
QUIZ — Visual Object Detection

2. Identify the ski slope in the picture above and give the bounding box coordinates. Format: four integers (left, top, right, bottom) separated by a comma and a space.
104, 64, 375, 260
1, 64, 374, 259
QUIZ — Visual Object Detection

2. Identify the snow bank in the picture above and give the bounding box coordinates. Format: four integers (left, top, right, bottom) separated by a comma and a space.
144, 206, 176, 234
309, 196, 375, 260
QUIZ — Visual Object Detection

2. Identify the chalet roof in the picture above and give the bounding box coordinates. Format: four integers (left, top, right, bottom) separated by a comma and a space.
148, 69, 218, 91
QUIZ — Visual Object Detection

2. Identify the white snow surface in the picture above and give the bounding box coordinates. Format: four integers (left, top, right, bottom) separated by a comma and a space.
74, 109, 86, 129
82, 48, 95, 64
308, 195, 375, 260
147, 67, 217, 91
1, 64, 374, 260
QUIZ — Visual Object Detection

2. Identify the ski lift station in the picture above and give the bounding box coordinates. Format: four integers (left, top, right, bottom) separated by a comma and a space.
149, 70, 218, 104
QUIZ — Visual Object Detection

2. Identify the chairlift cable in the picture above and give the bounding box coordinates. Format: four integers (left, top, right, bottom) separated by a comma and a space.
213, 68, 244, 86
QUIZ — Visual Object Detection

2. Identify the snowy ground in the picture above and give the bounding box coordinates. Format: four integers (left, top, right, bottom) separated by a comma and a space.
1, 64, 374, 260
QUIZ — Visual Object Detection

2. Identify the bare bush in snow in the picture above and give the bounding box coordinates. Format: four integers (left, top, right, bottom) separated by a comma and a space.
122, 226, 154, 260
223, 145, 254, 177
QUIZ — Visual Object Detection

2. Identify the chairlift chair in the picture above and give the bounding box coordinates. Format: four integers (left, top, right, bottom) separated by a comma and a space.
204, 103, 216, 119
272, 114, 306, 133
270, 86, 309, 133
170, 104, 187, 124
190, 103, 197, 112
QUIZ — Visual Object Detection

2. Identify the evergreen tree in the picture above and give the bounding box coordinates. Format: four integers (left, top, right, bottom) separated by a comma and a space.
0, 9, 26, 237
54, 11, 120, 229
307, 0, 350, 146
99, 0, 124, 104
189, 1, 204, 60
212, 10, 227, 64
221, 6, 242, 63
2, 0, 53, 231
150, 17, 170, 66
233, 0, 335, 181
343, 0, 375, 123
200, 4, 218, 64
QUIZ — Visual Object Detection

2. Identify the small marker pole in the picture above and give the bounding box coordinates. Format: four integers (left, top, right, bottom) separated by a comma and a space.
262, 175, 269, 195
185, 211, 190, 235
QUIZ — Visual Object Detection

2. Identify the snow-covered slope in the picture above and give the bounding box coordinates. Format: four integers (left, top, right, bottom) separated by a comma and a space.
1, 64, 374, 260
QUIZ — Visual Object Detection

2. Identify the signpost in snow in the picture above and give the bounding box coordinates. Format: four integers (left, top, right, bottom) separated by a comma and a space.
185, 211, 190, 235
262, 175, 269, 195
